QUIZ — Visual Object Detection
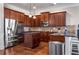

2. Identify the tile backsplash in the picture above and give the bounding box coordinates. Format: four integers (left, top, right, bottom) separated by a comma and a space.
24, 25, 76, 35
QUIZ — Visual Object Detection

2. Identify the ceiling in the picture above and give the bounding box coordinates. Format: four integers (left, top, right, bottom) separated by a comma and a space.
6, 3, 55, 11
5, 3, 79, 12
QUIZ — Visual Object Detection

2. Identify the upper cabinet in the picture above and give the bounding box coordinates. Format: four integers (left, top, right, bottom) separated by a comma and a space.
4, 8, 25, 25
4, 8, 66, 27
25, 16, 32, 27
49, 12, 66, 26
41, 12, 50, 22
20, 13, 25, 23
4, 8, 10, 19
10, 9, 17, 20
34, 15, 41, 27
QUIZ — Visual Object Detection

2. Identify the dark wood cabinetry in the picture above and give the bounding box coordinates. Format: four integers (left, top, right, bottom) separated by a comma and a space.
4, 8, 66, 27
34, 15, 41, 27
4, 8, 10, 19
54, 12, 66, 26
16, 12, 25, 24
40, 32, 49, 42
24, 32, 40, 48
50, 35, 65, 42
4, 8, 26, 24
49, 13, 55, 26
19, 13, 25, 23
49, 12, 66, 26
41, 12, 50, 22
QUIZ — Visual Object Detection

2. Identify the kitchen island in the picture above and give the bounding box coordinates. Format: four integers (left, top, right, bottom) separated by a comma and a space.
24, 32, 40, 48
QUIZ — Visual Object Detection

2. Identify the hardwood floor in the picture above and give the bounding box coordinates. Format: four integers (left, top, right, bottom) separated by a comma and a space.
0, 42, 48, 55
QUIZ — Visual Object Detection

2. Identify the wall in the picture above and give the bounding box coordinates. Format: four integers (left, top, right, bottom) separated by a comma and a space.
0, 3, 4, 50
36, 4, 79, 25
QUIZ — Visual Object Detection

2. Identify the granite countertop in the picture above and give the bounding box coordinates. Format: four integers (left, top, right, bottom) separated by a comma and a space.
50, 33, 77, 37
23, 31, 40, 34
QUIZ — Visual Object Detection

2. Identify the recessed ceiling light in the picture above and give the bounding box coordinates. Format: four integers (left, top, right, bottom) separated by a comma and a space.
29, 14, 32, 18
33, 16, 36, 19
33, 6, 36, 9
53, 3, 56, 5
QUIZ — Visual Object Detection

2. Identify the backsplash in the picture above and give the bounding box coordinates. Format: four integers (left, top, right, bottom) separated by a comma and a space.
23, 25, 76, 34
24, 25, 76, 35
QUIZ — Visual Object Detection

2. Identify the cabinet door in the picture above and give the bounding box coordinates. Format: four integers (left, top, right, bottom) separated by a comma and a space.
43, 32, 49, 42
34, 15, 41, 27
41, 12, 50, 22
24, 15, 28, 25
40, 32, 49, 42
10, 10, 17, 20
41, 13, 45, 22
16, 12, 21, 23
60, 13, 66, 26
4, 8, 10, 19
20, 13, 25, 23
49, 13, 55, 26
30, 18, 35, 27
44, 12, 50, 21
54, 12, 66, 26
50, 35, 65, 42
26, 17, 32, 26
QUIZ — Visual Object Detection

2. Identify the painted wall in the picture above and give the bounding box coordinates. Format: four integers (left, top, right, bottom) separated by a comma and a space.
0, 3, 4, 50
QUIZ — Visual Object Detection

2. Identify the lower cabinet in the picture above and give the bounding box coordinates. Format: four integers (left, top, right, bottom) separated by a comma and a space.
40, 32, 50, 42
50, 35, 65, 42
24, 33, 40, 48
17, 34, 24, 43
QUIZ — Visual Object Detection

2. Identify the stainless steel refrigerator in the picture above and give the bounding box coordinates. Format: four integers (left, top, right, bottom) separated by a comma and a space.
4, 19, 17, 48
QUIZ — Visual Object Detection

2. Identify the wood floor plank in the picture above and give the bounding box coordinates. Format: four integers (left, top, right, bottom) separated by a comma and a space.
0, 42, 48, 55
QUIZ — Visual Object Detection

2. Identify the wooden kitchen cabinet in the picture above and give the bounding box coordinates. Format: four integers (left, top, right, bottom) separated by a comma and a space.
34, 15, 41, 27
24, 15, 28, 25
50, 35, 65, 42
40, 32, 49, 42
41, 12, 50, 22
4, 8, 10, 19
31, 18, 35, 27
16, 12, 25, 24
20, 13, 25, 23
24, 32, 40, 48
4, 8, 26, 24
54, 12, 66, 26
10, 9, 18, 21
49, 13, 55, 26
25, 16, 33, 27
49, 11, 66, 26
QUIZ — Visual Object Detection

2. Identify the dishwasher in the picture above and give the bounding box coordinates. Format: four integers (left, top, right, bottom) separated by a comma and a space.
49, 41, 65, 55
71, 41, 79, 55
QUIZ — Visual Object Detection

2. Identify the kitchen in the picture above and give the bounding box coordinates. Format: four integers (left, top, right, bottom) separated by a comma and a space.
0, 3, 79, 55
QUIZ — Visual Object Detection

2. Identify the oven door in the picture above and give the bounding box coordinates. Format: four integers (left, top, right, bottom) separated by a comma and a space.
71, 42, 79, 55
